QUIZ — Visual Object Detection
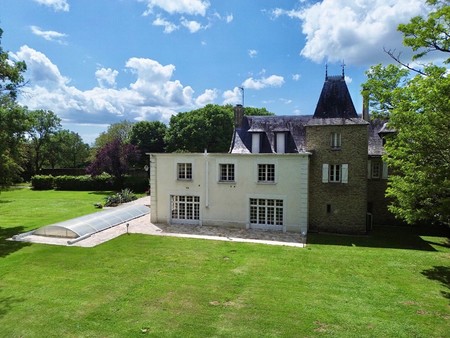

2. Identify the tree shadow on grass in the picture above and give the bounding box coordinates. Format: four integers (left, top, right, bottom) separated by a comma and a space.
0, 226, 31, 258
307, 225, 448, 251
0, 295, 25, 319
422, 266, 450, 302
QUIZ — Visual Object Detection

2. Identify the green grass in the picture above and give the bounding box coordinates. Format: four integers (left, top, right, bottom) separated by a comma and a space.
0, 188, 449, 337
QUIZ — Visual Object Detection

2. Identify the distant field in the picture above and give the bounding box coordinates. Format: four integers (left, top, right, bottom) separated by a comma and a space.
0, 188, 449, 337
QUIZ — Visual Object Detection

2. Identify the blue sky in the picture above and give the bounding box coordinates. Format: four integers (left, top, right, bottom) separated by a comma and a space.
1, 0, 431, 144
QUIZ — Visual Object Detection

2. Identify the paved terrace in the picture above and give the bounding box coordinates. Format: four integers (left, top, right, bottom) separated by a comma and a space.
12, 197, 306, 248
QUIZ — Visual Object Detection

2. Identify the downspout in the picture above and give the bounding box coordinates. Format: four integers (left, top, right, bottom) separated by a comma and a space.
204, 149, 209, 208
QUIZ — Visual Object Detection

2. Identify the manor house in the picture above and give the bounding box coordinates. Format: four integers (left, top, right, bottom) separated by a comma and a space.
148, 72, 394, 234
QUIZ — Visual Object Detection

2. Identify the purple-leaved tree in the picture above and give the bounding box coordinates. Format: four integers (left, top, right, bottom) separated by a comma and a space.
86, 138, 140, 188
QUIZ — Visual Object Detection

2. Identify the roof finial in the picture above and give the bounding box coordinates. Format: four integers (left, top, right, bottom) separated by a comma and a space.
341, 60, 346, 78
325, 63, 328, 80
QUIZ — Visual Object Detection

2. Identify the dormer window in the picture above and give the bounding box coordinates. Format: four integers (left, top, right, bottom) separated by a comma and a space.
251, 133, 261, 153
331, 132, 341, 149
276, 132, 286, 154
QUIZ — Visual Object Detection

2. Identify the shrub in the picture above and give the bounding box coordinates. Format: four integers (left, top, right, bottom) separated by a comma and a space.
54, 173, 115, 191
31, 175, 54, 190
104, 189, 137, 207
123, 175, 148, 193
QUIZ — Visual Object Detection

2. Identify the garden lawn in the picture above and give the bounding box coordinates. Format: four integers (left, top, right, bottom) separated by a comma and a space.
0, 188, 449, 337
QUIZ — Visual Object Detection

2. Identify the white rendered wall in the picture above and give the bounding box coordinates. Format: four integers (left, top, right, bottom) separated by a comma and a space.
149, 153, 310, 233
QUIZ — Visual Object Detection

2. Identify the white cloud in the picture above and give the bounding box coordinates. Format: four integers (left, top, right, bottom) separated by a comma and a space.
273, 0, 429, 65
222, 87, 242, 105
33, 0, 69, 12
195, 89, 218, 106
141, 0, 210, 16
11, 45, 68, 87
95, 68, 119, 88
14, 46, 210, 126
292, 74, 301, 81
181, 18, 204, 33
248, 49, 258, 58
242, 75, 285, 90
30, 26, 67, 44
153, 16, 179, 33
226, 14, 233, 23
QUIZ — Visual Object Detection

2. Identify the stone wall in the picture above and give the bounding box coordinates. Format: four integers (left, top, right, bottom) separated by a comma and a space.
306, 123, 368, 233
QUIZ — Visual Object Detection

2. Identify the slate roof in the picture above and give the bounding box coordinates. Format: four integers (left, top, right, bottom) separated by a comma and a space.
313, 75, 358, 119
230, 115, 312, 153
229, 73, 389, 156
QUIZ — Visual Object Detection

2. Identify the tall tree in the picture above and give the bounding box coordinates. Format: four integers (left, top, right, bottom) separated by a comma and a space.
44, 130, 90, 168
165, 104, 234, 153
0, 27, 28, 188
0, 28, 27, 99
362, 0, 450, 226
93, 120, 134, 150
87, 138, 140, 187
130, 121, 167, 165
26, 109, 62, 173
384, 65, 450, 225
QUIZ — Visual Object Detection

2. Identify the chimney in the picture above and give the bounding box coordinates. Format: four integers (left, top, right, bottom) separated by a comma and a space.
362, 89, 370, 121
234, 104, 244, 128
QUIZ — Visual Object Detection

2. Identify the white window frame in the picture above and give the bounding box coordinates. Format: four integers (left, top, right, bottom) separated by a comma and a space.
322, 163, 348, 183
257, 163, 275, 183
177, 162, 192, 180
219, 163, 235, 182
331, 132, 341, 149
249, 198, 284, 230
170, 195, 200, 224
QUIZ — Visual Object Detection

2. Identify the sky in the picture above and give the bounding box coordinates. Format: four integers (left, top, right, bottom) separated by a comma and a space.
0, 0, 433, 144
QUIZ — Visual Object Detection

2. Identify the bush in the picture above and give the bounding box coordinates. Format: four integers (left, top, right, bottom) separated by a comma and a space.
123, 175, 148, 193
54, 173, 115, 191
31, 175, 54, 190
104, 189, 137, 207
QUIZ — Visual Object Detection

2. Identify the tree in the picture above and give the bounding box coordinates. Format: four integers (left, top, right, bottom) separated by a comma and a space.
26, 110, 62, 173
241, 106, 274, 116
362, 64, 409, 118
87, 138, 140, 187
93, 120, 134, 150
384, 65, 450, 225
362, 0, 450, 225
0, 28, 28, 188
398, 0, 450, 63
0, 28, 27, 99
44, 130, 90, 168
165, 104, 234, 153
130, 121, 167, 165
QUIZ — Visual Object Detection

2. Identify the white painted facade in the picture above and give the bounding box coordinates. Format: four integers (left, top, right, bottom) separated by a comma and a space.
149, 152, 310, 233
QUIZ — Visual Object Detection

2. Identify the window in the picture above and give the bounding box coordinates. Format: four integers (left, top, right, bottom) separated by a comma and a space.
331, 132, 341, 149
177, 163, 192, 180
251, 133, 260, 153
371, 161, 381, 179
276, 132, 285, 153
171, 195, 200, 221
219, 163, 235, 182
258, 164, 275, 182
322, 163, 348, 183
329, 164, 341, 182
250, 198, 283, 226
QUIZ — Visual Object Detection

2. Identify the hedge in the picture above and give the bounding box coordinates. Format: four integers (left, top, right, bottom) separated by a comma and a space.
30, 173, 148, 192
31, 175, 54, 190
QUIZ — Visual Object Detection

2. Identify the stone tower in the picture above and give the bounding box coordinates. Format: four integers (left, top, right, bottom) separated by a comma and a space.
306, 74, 369, 233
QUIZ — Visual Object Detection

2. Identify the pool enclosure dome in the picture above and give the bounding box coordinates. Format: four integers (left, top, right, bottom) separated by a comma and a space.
33, 204, 150, 239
